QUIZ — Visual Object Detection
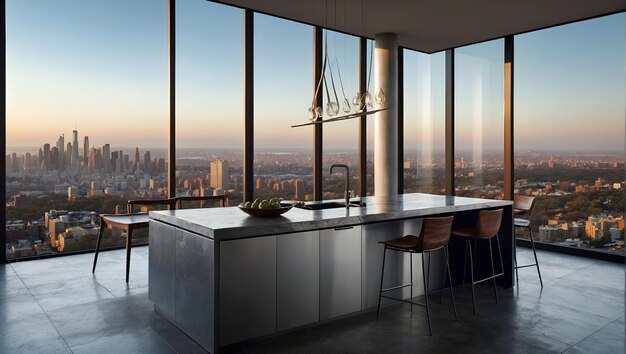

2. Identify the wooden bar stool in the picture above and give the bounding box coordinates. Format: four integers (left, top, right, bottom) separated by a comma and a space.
376, 216, 457, 335
452, 209, 504, 314
513, 195, 543, 287
92, 198, 176, 282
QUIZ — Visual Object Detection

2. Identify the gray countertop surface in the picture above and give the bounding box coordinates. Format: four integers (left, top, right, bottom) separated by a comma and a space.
149, 193, 512, 241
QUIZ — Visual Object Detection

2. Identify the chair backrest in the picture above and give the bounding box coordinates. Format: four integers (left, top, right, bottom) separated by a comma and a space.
176, 195, 228, 209
476, 209, 503, 238
417, 216, 454, 251
127, 198, 177, 214
514, 195, 535, 212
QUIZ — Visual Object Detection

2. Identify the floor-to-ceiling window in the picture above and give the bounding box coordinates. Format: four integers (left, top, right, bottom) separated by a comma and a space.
175, 0, 243, 205
322, 30, 360, 200
455, 39, 505, 199
514, 13, 625, 255
403, 50, 446, 194
253, 14, 313, 201
5, 0, 168, 259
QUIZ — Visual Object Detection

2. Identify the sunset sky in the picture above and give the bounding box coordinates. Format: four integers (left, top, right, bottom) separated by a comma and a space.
5, 0, 625, 153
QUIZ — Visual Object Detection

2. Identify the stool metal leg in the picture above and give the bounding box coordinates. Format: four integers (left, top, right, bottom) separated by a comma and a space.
422, 253, 432, 336
445, 245, 458, 320
514, 232, 519, 287
468, 238, 476, 315
410, 252, 413, 312
92, 218, 105, 274
376, 245, 388, 320
488, 237, 499, 303
529, 229, 543, 287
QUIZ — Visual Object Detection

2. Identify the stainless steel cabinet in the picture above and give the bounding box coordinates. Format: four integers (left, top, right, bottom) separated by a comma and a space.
176, 229, 214, 351
320, 226, 362, 320
149, 220, 177, 317
276, 231, 320, 331
219, 236, 277, 346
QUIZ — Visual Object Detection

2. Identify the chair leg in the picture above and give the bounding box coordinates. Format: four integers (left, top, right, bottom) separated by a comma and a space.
488, 237, 499, 303
92, 219, 105, 274
468, 239, 476, 315
462, 239, 468, 285
445, 245, 458, 320
376, 245, 388, 320
422, 253, 432, 336
529, 229, 543, 287
125, 228, 132, 283
410, 252, 413, 312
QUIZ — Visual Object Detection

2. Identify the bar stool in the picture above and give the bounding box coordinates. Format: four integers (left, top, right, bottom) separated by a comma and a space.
376, 216, 457, 335
513, 195, 543, 287
452, 209, 504, 314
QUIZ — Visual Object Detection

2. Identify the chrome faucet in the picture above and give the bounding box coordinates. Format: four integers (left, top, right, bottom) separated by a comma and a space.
330, 163, 350, 207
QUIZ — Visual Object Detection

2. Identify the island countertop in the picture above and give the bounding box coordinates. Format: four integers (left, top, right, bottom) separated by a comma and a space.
149, 193, 512, 241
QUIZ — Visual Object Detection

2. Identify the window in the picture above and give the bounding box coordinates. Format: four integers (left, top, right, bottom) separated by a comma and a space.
403, 50, 446, 194
5, 0, 168, 259
514, 14, 625, 255
175, 0, 243, 205
454, 39, 505, 199
253, 14, 313, 201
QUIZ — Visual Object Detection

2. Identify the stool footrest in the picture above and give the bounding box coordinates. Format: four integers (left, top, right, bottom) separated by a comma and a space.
381, 283, 413, 293
380, 294, 427, 309
472, 272, 504, 285
515, 263, 538, 269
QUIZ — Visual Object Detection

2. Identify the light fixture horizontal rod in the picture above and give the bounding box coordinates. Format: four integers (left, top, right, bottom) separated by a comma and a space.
291, 108, 388, 128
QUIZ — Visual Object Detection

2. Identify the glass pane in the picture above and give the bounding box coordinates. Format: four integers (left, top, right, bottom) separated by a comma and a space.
515, 14, 625, 255
175, 1, 243, 206
322, 30, 360, 200
403, 50, 446, 194
6, 0, 167, 259
366, 39, 376, 196
254, 14, 313, 201
455, 39, 504, 199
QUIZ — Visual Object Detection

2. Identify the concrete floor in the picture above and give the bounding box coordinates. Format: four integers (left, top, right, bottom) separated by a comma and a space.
0, 246, 623, 353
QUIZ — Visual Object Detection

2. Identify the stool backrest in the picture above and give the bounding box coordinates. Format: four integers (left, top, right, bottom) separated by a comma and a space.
176, 195, 228, 209
418, 216, 454, 251
127, 198, 177, 214
476, 209, 503, 238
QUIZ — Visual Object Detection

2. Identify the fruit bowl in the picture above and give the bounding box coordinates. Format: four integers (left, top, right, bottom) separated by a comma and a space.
238, 203, 293, 217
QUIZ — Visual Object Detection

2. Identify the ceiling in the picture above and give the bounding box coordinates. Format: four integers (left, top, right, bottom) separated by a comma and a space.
214, 0, 624, 53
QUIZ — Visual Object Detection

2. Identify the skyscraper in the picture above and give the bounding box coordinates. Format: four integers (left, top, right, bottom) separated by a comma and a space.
43, 144, 50, 170
210, 160, 230, 191
83, 136, 89, 169
56, 135, 65, 171
102, 144, 111, 173
72, 129, 79, 169
134, 147, 140, 171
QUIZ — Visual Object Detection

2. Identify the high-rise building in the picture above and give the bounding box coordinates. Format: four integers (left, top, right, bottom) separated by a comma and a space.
144, 151, 151, 173
134, 147, 140, 171
72, 129, 79, 169
294, 179, 306, 200
43, 143, 50, 170
66, 142, 72, 170
102, 144, 111, 173
83, 136, 89, 169
210, 160, 230, 190
56, 134, 65, 171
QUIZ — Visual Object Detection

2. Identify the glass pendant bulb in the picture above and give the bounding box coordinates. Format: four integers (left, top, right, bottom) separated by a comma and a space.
364, 91, 373, 108
353, 92, 363, 112
342, 99, 351, 113
326, 102, 339, 117
315, 106, 323, 119
375, 88, 386, 105
307, 106, 317, 121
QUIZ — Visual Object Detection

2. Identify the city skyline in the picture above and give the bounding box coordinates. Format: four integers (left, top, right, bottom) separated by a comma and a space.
5, 1, 624, 151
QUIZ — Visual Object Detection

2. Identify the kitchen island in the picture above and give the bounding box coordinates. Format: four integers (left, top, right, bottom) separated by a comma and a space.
149, 193, 513, 353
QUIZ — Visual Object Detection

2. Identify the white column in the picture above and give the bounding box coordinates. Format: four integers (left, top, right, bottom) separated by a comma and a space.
374, 33, 398, 196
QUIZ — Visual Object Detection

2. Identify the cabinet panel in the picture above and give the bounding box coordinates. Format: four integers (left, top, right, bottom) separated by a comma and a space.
219, 236, 277, 346
320, 226, 362, 320
149, 220, 177, 317
277, 231, 320, 331
176, 230, 214, 351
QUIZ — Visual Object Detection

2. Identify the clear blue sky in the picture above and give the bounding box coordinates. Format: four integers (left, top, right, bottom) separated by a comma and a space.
6, 1, 625, 153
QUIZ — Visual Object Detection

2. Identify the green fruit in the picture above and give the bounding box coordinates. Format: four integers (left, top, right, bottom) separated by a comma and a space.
251, 200, 261, 209
244, 201, 252, 208
269, 198, 278, 205
259, 201, 270, 209
270, 201, 280, 209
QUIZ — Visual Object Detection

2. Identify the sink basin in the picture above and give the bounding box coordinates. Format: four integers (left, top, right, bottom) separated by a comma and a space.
296, 201, 364, 210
